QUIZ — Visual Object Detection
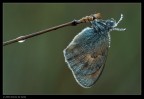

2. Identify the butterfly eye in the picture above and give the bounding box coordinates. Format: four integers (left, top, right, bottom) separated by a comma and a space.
106, 20, 116, 28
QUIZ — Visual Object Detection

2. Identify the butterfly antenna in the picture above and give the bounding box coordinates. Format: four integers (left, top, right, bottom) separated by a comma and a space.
113, 14, 126, 31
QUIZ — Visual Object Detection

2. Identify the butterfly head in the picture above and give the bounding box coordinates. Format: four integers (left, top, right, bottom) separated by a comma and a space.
106, 14, 126, 31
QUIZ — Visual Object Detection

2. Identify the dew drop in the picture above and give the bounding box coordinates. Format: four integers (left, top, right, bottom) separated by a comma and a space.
17, 36, 25, 43
18, 40, 25, 43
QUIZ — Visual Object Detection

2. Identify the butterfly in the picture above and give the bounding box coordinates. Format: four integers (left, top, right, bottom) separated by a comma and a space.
63, 14, 126, 88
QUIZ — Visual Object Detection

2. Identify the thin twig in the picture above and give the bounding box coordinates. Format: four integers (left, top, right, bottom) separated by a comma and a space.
3, 13, 101, 46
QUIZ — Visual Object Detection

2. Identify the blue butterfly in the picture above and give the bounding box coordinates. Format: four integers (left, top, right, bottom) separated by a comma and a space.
63, 14, 126, 88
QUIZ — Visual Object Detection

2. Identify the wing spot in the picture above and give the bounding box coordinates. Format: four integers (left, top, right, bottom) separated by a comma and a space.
85, 54, 95, 63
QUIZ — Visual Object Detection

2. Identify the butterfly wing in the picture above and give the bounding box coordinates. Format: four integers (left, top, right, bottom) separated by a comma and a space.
63, 27, 109, 88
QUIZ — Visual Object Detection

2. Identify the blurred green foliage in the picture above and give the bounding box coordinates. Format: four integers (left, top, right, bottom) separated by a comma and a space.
3, 3, 141, 95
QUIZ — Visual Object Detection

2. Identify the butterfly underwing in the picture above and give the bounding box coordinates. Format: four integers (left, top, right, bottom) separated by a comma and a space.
63, 14, 126, 88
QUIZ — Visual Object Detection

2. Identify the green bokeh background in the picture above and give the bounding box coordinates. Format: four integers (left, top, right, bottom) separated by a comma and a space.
3, 3, 141, 95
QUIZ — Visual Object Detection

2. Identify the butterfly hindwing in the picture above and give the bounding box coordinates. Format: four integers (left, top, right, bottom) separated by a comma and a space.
63, 27, 109, 88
